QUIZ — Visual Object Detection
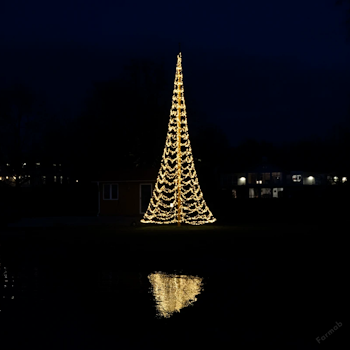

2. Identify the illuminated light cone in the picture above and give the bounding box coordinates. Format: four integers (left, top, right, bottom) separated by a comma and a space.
140, 51, 216, 226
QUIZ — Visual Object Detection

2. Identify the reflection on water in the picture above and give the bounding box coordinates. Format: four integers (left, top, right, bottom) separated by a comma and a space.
0, 256, 15, 313
148, 271, 204, 318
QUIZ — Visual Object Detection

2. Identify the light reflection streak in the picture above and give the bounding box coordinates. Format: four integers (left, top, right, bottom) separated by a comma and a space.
148, 271, 203, 318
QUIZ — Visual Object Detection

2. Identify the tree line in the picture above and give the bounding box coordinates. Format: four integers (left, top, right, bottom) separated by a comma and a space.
0, 57, 349, 188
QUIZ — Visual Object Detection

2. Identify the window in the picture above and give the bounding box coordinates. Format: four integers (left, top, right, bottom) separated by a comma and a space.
60, 176, 63, 184
238, 176, 246, 185
272, 172, 282, 183
261, 188, 271, 198
54, 176, 57, 183
292, 175, 302, 182
273, 187, 283, 198
249, 188, 258, 198
304, 176, 315, 185
262, 173, 270, 184
103, 184, 119, 200
42, 176, 46, 185
248, 173, 256, 184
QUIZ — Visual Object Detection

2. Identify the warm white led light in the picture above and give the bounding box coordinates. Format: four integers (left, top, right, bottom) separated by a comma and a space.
141, 52, 216, 225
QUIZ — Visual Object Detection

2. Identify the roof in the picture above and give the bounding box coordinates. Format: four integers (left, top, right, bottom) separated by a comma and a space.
92, 168, 159, 182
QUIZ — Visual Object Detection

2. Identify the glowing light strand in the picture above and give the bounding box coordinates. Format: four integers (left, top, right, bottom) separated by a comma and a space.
141, 52, 216, 225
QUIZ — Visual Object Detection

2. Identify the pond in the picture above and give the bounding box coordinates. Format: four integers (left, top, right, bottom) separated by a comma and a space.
0, 229, 344, 349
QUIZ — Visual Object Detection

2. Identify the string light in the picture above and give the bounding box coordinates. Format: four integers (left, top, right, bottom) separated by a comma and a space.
141, 52, 216, 225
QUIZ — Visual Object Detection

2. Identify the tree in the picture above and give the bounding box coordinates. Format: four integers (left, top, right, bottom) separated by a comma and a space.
0, 84, 45, 187
336, 0, 350, 41
75, 57, 170, 173
140, 52, 216, 226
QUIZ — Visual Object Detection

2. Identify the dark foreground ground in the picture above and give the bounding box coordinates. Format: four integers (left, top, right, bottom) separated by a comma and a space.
0, 221, 346, 349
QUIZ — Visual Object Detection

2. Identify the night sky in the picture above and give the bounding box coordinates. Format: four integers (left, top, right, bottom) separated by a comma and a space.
1, 0, 350, 147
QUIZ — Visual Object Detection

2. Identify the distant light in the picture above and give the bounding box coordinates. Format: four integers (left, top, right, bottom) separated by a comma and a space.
6, 176, 8, 179
198, 159, 201, 162
0, 176, 2, 181
170, 203, 174, 207
36, 162, 40, 166
238, 177, 246, 185
76, 180, 78, 183
53, 164, 56, 166
6, 163, 10, 166
23, 163, 26, 166
342, 177, 347, 183
292, 175, 302, 182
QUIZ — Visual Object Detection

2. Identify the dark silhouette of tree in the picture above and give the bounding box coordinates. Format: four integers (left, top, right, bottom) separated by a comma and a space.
336, 0, 350, 41
73, 57, 175, 175
0, 84, 46, 187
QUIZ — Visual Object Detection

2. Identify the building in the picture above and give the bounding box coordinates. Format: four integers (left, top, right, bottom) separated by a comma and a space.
92, 168, 158, 216
0, 161, 74, 187
221, 162, 348, 199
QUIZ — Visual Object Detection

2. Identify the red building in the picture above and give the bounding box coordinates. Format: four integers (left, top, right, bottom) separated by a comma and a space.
92, 168, 158, 217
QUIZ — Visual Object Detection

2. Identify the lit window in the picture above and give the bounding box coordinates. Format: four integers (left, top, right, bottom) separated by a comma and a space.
238, 177, 246, 185
305, 176, 315, 185
53, 164, 56, 167
36, 163, 40, 166
6, 176, 8, 179
60, 176, 63, 184
342, 177, 347, 183
54, 176, 57, 183
273, 187, 283, 198
261, 188, 271, 198
76, 179, 78, 183
6, 163, 10, 166
42, 176, 46, 185
292, 175, 302, 182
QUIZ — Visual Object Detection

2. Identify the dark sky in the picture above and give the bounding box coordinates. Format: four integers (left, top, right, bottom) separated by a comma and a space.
1, 0, 350, 147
